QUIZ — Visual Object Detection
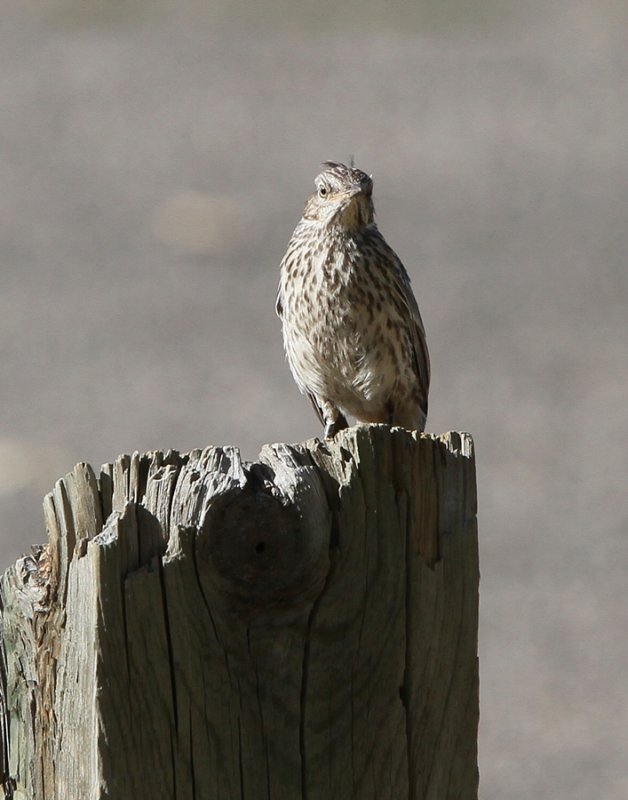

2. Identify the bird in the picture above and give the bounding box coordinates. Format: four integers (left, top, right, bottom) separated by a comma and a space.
276, 161, 430, 439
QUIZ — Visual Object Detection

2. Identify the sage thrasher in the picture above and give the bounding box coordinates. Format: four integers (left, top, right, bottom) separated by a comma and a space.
276, 161, 430, 438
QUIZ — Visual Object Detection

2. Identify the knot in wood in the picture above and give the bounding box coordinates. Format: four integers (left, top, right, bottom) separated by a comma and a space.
201, 478, 329, 609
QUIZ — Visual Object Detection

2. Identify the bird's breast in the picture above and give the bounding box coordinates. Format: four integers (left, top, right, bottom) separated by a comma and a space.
281, 236, 401, 402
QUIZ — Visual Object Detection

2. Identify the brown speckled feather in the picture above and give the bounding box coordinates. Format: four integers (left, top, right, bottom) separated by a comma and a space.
277, 162, 430, 437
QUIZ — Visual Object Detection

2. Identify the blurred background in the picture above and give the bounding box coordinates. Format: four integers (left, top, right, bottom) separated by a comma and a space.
1, 1, 627, 796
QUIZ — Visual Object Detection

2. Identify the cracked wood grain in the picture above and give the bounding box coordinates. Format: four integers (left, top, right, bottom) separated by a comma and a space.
0, 426, 478, 799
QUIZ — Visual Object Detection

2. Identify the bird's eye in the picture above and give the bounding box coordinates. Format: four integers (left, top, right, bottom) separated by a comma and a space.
318, 186, 328, 198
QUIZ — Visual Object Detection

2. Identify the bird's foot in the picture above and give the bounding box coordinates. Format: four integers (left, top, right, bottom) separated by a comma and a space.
324, 413, 349, 439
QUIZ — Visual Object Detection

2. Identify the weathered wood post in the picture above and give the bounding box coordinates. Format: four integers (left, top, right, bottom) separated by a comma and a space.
0, 425, 478, 799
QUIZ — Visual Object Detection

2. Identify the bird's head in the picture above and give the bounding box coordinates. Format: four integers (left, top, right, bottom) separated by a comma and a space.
302, 161, 375, 231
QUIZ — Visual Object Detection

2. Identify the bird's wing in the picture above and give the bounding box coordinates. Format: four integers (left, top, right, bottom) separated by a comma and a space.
307, 391, 325, 425
361, 227, 430, 416
275, 286, 283, 318
276, 235, 299, 318
391, 255, 431, 418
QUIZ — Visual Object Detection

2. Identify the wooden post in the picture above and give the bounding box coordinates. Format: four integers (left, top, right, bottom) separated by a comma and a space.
0, 425, 478, 799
